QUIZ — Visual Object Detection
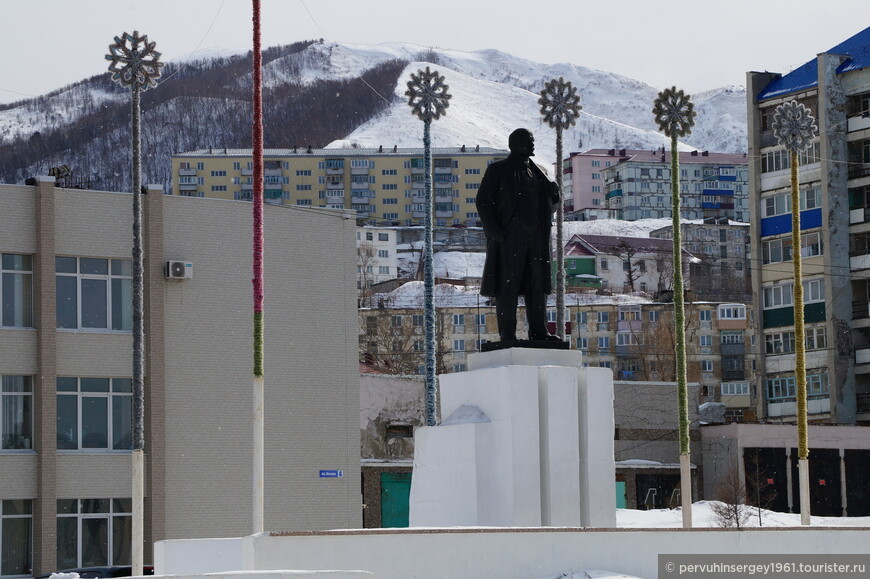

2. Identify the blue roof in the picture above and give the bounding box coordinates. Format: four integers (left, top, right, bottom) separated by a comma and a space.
757, 26, 870, 101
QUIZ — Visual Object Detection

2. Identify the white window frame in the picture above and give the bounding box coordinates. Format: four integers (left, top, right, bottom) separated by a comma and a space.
717, 304, 746, 320
55, 257, 132, 332
56, 377, 132, 452
56, 498, 132, 569
1, 253, 33, 328
721, 382, 750, 396
1, 376, 33, 452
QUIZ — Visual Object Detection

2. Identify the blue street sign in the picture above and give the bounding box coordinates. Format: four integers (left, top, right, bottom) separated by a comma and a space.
319, 469, 343, 478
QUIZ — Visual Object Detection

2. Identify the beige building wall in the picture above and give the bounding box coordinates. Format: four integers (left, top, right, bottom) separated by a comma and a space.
0, 181, 361, 574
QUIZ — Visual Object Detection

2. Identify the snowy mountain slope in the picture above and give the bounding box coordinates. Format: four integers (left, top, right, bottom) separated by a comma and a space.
1, 39, 747, 189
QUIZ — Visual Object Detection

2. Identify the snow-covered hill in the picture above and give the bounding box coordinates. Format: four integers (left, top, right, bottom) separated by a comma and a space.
0, 39, 747, 188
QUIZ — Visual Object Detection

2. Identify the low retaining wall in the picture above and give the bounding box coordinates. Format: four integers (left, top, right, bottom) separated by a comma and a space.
155, 526, 870, 579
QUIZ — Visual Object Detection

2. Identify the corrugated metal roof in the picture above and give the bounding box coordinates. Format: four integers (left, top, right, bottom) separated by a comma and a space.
757, 26, 870, 101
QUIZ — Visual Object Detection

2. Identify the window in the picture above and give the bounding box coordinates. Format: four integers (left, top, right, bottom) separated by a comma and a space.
577, 337, 588, 351
717, 304, 746, 320
377, 250, 389, 258
763, 279, 824, 309
699, 310, 711, 322
616, 332, 640, 346
767, 373, 828, 401
597, 311, 609, 331
700, 335, 712, 347
648, 310, 660, 323
721, 331, 744, 344
390, 315, 403, 327
56, 377, 132, 451
382, 199, 398, 206
597, 336, 610, 353
599, 259, 608, 271
805, 326, 827, 350
701, 360, 713, 373
575, 311, 588, 327
2, 254, 33, 328
378, 266, 390, 275
721, 382, 750, 396
1, 500, 32, 576
57, 498, 132, 569
378, 233, 389, 241
296, 170, 312, 176
412, 314, 424, 327
475, 313, 486, 328
453, 339, 465, 352
56, 258, 132, 331
618, 307, 640, 321
2, 376, 33, 451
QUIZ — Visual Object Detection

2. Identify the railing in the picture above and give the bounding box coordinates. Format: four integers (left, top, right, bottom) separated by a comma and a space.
853, 300, 870, 320
849, 163, 870, 180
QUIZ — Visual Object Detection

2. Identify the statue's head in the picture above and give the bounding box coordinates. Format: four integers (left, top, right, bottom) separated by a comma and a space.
508, 128, 535, 157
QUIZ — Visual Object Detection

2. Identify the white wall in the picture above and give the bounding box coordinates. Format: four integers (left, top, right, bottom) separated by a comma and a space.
157, 528, 870, 579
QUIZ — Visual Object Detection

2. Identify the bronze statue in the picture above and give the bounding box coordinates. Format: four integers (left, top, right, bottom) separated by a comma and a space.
476, 128, 561, 344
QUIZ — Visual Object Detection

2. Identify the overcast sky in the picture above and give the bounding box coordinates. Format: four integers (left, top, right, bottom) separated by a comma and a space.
2, 0, 869, 105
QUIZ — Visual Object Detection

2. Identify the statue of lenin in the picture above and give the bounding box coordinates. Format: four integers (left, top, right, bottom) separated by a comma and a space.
476, 128, 561, 344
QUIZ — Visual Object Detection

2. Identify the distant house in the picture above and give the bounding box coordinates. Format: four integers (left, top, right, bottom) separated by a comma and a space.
558, 233, 695, 296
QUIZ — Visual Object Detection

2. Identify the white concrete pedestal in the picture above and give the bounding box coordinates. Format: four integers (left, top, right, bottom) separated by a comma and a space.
409, 348, 616, 528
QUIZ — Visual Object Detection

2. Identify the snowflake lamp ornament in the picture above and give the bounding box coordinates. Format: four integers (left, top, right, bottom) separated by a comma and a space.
405, 67, 451, 121
653, 86, 696, 138
772, 100, 818, 152
405, 66, 451, 428
538, 76, 581, 340
106, 31, 164, 90
538, 76, 582, 130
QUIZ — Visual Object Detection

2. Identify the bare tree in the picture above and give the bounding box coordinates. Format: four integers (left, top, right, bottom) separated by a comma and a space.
744, 448, 778, 526
606, 240, 643, 293
358, 241, 378, 307
711, 461, 752, 528
360, 306, 450, 376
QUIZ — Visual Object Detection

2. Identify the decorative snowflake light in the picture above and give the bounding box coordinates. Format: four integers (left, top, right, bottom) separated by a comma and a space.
538, 77, 582, 130
653, 86, 696, 138
405, 67, 451, 121
772, 100, 818, 152
106, 31, 164, 90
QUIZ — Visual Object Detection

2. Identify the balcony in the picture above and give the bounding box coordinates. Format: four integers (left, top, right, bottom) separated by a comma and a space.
849, 163, 870, 180
722, 370, 746, 381
850, 207, 870, 224
853, 300, 870, 320
178, 184, 197, 191
720, 343, 745, 356
264, 168, 282, 177
767, 397, 830, 418
241, 168, 254, 176
857, 347, 870, 365
848, 114, 870, 132
435, 210, 454, 218
178, 168, 197, 176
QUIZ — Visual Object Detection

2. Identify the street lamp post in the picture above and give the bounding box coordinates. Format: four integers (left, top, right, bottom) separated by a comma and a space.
405, 67, 451, 426
652, 86, 696, 529
539, 77, 581, 340
105, 30, 163, 576
772, 99, 818, 526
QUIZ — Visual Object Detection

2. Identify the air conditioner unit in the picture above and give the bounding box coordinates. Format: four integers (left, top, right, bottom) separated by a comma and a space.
165, 260, 193, 279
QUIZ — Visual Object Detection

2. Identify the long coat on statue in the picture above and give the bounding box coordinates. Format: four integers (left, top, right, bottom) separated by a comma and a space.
476, 155, 560, 298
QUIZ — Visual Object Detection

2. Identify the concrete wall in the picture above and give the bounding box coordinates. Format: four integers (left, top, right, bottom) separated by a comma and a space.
156, 528, 870, 579
160, 196, 361, 538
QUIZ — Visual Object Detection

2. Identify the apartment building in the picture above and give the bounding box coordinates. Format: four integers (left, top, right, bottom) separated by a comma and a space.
171, 146, 508, 227
747, 25, 870, 425
563, 149, 750, 222
0, 179, 360, 576
359, 285, 758, 421
649, 219, 752, 302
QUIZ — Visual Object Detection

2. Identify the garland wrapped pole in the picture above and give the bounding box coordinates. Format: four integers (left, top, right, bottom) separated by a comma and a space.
652, 86, 695, 529
772, 100, 818, 526
406, 67, 451, 426
251, 0, 266, 534
539, 78, 581, 340
106, 30, 163, 575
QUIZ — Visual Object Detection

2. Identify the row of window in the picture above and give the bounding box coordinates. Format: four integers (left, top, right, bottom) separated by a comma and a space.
760, 142, 821, 173
761, 232, 823, 264
764, 326, 828, 354
766, 373, 829, 401
0, 498, 133, 576
2, 375, 132, 453
762, 279, 824, 309
761, 187, 820, 218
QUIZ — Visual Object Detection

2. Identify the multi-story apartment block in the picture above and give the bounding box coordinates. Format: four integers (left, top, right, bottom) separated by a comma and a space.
747, 26, 870, 425
562, 149, 623, 213
567, 149, 750, 222
359, 286, 758, 421
357, 226, 399, 293
649, 219, 752, 302
171, 146, 508, 227
1, 179, 361, 576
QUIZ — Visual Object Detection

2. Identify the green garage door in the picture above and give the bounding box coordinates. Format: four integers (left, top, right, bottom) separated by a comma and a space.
380, 472, 412, 528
